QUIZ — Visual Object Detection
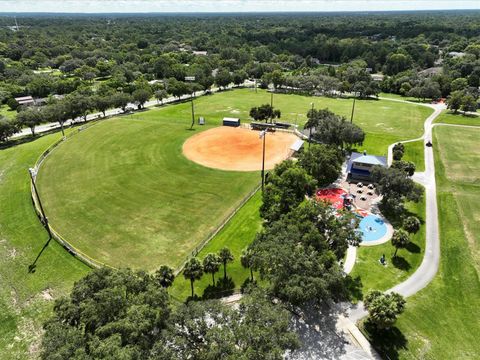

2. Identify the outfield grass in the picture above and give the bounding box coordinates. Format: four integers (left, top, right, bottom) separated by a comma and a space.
434, 111, 480, 127
350, 197, 426, 300
364, 126, 480, 359
170, 190, 263, 300
37, 111, 259, 270
0, 132, 89, 359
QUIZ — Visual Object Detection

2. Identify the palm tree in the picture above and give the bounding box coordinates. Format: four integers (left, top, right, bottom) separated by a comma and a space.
203, 253, 221, 285
154, 265, 175, 288
391, 229, 410, 257
240, 249, 254, 281
183, 258, 203, 298
403, 216, 421, 234
218, 247, 234, 280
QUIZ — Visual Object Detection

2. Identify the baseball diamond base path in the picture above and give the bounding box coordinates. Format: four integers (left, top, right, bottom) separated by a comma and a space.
183, 127, 298, 171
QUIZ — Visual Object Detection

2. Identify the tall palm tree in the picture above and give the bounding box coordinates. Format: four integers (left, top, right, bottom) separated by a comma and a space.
203, 253, 221, 286
154, 265, 175, 288
240, 249, 254, 281
218, 247, 234, 280
183, 258, 203, 298
391, 229, 410, 257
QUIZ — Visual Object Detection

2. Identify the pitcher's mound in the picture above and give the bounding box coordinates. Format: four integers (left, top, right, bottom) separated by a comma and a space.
183, 127, 298, 171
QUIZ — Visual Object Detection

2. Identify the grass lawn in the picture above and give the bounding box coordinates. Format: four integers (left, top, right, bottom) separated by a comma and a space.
170, 190, 263, 301
363, 125, 480, 359
349, 197, 426, 300
210, 89, 432, 155
0, 105, 17, 120
378, 92, 433, 104
403, 140, 425, 172
434, 111, 480, 127
0, 131, 89, 359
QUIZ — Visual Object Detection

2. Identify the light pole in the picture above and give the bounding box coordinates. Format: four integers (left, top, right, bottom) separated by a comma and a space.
309, 102, 314, 149
350, 97, 356, 123
185, 76, 196, 129
259, 130, 267, 192
29, 167, 51, 237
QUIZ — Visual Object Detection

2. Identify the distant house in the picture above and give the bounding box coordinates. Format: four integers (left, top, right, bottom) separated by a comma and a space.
371, 74, 384, 82
448, 52, 466, 58
419, 67, 443, 77
347, 151, 387, 181
14, 96, 35, 106
192, 50, 208, 56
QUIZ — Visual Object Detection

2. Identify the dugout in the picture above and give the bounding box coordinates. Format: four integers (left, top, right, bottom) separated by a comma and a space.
223, 117, 240, 127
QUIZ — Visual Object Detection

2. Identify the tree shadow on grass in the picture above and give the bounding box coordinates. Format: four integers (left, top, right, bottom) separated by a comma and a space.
345, 275, 363, 302
391, 256, 411, 271
406, 241, 421, 253
363, 321, 408, 360
202, 277, 235, 300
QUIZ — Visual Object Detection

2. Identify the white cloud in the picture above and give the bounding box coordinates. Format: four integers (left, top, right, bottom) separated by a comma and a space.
1, 0, 479, 13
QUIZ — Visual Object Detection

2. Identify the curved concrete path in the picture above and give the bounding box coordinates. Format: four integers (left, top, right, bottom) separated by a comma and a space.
344, 99, 445, 360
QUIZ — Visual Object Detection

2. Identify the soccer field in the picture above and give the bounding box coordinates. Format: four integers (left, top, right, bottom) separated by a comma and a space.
35, 89, 431, 270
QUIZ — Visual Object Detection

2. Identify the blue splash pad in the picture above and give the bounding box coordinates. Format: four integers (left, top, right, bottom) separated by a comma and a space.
359, 215, 387, 242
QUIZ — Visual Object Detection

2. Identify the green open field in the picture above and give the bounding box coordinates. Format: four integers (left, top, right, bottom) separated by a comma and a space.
35, 89, 432, 270
434, 111, 480, 127
0, 131, 89, 359
364, 125, 480, 359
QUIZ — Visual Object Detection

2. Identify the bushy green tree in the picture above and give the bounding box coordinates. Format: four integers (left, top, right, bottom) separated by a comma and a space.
249, 104, 281, 123
251, 200, 360, 305
306, 108, 365, 149
0, 116, 19, 142
372, 166, 423, 215
260, 160, 317, 222
403, 216, 421, 234
298, 144, 343, 186
151, 288, 299, 360
391, 160, 416, 176
17, 107, 44, 136
41, 268, 171, 360
364, 290, 406, 329
155, 265, 175, 288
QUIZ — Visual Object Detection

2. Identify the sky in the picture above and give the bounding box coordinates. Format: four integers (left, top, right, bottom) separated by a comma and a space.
1, 0, 480, 13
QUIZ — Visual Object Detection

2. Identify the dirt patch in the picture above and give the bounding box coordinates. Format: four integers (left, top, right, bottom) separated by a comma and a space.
183, 126, 298, 171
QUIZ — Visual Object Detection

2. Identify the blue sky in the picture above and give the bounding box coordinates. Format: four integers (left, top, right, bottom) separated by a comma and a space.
1, 0, 480, 13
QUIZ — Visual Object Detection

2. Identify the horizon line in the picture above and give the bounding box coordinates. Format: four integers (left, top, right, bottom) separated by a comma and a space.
1, 9, 480, 15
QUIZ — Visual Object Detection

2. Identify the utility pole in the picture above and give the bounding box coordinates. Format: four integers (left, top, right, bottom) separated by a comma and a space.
309, 102, 314, 149
259, 130, 267, 192
350, 97, 356, 123
29, 168, 51, 237
190, 94, 195, 130
185, 76, 196, 129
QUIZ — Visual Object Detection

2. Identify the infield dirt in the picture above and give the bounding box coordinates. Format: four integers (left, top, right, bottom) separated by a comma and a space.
183, 126, 298, 171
